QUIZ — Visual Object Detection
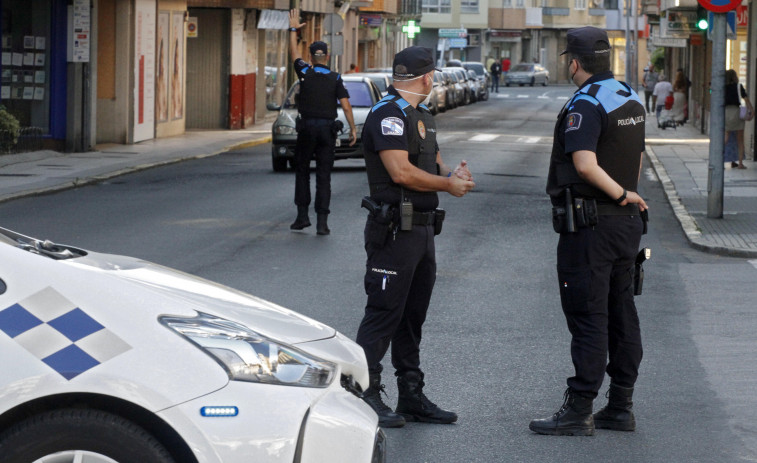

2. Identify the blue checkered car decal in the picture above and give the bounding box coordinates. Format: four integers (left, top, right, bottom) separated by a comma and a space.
0, 287, 131, 380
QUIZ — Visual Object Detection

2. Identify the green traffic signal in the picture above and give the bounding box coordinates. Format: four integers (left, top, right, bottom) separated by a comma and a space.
697, 18, 708, 30
696, 6, 708, 31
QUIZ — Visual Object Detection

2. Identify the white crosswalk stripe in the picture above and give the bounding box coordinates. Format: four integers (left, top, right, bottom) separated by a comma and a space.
469, 134, 500, 142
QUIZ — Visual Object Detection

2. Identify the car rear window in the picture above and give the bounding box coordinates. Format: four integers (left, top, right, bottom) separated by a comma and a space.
512, 64, 533, 72
284, 81, 374, 109
342, 81, 374, 107
464, 63, 485, 75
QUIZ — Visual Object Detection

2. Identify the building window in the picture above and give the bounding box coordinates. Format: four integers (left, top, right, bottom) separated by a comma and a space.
422, 0, 451, 13
1, 0, 53, 137
461, 0, 478, 13
605, 0, 618, 9
575, 0, 587, 9
516, 0, 524, 6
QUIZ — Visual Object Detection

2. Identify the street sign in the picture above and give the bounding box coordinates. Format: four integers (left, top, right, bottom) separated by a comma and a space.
438, 28, 467, 38
697, 0, 740, 13
707, 11, 736, 40
323, 14, 344, 34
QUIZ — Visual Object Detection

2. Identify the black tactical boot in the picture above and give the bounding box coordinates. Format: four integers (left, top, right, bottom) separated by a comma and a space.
362, 374, 406, 428
396, 371, 458, 424
316, 213, 330, 235
529, 388, 595, 436
593, 383, 635, 431
290, 206, 311, 230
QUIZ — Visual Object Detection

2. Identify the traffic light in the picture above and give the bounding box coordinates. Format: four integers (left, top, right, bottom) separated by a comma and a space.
696, 6, 708, 30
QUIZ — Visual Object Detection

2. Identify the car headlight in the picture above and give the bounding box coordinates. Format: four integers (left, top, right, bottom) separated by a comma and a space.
274, 125, 297, 135
160, 312, 336, 388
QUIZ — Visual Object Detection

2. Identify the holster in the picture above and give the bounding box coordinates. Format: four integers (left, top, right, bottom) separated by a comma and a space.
331, 120, 344, 137
552, 190, 598, 233
362, 196, 394, 248
433, 208, 445, 235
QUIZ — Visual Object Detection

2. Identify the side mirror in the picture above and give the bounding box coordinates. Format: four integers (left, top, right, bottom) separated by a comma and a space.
266, 102, 281, 111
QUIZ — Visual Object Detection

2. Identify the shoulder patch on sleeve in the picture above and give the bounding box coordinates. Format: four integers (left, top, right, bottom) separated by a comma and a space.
565, 113, 582, 132
381, 117, 404, 136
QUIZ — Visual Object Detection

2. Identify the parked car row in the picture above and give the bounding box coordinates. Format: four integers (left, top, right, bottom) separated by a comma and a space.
427, 63, 489, 115
268, 62, 490, 171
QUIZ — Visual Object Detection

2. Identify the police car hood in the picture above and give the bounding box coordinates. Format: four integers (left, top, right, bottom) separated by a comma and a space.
70, 251, 337, 345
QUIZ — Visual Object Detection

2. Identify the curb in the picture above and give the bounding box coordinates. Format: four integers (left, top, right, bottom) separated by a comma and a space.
646, 146, 757, 258
0, 136, 272, 205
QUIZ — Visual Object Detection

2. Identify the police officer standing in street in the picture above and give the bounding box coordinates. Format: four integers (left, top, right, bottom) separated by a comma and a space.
288, 9, 357, 235
531, 27, 648, 436
355, 46, 475, 428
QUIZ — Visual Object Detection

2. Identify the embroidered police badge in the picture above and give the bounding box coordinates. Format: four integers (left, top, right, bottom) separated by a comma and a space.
566, 113, 582, 132
381, 117, 404, 136
417, 120, 426, 139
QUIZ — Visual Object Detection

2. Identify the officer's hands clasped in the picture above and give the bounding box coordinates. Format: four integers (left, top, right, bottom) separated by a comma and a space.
445, 160, 474, 197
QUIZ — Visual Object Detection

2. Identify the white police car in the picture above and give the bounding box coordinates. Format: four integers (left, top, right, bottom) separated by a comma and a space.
0, 227, 384, 463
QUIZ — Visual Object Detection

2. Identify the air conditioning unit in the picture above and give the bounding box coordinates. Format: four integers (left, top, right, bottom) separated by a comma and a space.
468, 33, 480, 46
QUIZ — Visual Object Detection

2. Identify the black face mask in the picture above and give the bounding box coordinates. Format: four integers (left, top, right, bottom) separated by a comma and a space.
569, 59, 578, 84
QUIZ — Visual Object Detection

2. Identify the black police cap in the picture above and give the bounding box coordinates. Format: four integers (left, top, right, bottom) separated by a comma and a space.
560, 27, 611, 57
310, 41, 328, 56
392, 46, 441, 79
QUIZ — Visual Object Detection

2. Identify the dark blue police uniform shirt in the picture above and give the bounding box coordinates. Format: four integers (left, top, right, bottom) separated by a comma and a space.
293, 58, 349, 100
363, 86, 439, 155
561, 71, 614, 156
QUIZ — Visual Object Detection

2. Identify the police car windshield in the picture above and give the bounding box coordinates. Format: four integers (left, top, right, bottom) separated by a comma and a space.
0, 227, 87, 260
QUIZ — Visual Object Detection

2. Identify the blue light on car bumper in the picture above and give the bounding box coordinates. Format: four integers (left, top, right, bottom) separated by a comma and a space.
200, 406, 239, 417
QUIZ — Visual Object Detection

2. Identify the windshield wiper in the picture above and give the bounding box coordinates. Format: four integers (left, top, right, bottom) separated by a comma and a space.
0, 227, 87, 260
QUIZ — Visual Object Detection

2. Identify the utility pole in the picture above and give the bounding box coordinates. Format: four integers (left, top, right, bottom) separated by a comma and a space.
707, 13, 726, 218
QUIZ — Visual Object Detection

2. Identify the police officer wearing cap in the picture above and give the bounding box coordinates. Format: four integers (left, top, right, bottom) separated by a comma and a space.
530, 27, 649, 436
288, 9, 357, 235
355, 46, 475, 428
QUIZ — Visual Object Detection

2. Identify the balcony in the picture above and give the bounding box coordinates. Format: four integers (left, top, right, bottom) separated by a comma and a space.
399, 0, 422, 17
488, 8, 526, 30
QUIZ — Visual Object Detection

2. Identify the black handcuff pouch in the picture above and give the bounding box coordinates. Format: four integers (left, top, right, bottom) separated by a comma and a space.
434, 208, 446, 235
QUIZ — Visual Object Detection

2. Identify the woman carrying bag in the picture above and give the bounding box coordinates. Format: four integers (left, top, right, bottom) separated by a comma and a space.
725, 69, 754, 169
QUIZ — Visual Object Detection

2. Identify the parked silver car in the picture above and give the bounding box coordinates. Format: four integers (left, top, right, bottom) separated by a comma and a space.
505, 63, 550, 87
442, 68, 468, 106
270, 75, 382, 172
461, 61, 489, 101
353, 72, 391, 97
427, 71, 447, 114
441, 71, 459, 110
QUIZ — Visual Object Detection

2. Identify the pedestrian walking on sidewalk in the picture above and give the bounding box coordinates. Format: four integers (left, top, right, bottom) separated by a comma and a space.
288, 9, 357, 235
355, 46, 475, 428
535, 26, 649, 437
653, 75, 672, 125
724, 69, 753, 169
642, 66, 658, 114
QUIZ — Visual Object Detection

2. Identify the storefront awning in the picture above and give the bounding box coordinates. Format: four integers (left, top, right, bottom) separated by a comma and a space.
257, 10, 289, 30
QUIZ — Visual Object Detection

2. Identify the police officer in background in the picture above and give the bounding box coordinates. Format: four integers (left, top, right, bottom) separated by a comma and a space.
531, 27, 648, 436
288, 9, 357, 235
355, 46, 475, 428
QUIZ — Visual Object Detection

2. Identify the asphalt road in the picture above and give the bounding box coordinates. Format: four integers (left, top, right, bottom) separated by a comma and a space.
2, 85, 756, 462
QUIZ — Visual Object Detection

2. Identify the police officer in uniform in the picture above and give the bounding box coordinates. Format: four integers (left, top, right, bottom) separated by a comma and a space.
530, 27, 649, 436
355, 46, 475, 428
288, 9, 357, 235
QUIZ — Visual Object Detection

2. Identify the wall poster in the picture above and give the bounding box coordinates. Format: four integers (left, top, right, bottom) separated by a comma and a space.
156, 11, 169, 122
133, 0, 156, 142
171, 11, 184, 120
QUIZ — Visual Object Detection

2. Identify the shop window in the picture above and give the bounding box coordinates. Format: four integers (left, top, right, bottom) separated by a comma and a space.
1, 0, 52, 141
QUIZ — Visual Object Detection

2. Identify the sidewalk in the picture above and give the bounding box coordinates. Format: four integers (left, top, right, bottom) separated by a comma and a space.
0, 123, 271, 205
1, 118, 756, 257
645, 116, 757, 258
